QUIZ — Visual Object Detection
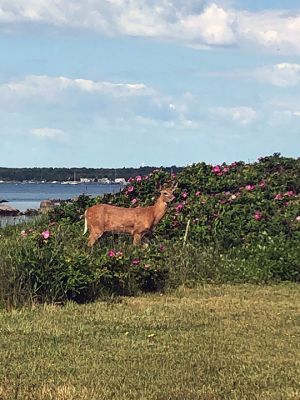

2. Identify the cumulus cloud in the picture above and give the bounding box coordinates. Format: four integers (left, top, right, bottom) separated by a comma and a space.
0, 1, 299, 53
254, 63, 300, 87
30, 127, 66, 140
211, 106, 257, 125
237, 10, 300, 53
0, 73, 198, 131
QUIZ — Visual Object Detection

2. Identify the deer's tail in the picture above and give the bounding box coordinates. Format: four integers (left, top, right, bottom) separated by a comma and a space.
83, 211, 88, 235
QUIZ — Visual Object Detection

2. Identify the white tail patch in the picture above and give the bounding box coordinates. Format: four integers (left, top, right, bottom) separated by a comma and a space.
83, 211, 88, 235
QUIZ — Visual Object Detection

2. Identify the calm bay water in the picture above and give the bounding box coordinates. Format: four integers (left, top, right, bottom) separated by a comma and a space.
0, 182, 122, 212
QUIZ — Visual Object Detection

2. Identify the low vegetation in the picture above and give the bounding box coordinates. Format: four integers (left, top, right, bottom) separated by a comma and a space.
0, 285, 299, 400
0, 153, 300, 307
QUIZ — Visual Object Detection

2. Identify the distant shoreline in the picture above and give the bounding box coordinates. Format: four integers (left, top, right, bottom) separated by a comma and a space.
0, 180, 125, 184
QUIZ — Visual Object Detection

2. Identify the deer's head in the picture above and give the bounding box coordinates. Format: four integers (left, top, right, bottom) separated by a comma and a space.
160, 185, 177, 203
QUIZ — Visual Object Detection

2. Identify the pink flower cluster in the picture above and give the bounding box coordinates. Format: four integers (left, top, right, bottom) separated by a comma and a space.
128, 174, 145, 183
21, 228, 52, 239
275, 191, 296, 200
20, 228, 35, 237
107, 250, 123, 258
211, 164, 232, 176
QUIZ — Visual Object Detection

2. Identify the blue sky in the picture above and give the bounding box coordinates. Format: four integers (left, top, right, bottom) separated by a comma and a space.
0, 1, 299, 167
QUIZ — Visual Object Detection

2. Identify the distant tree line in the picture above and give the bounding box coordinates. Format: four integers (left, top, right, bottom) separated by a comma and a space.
0, 166, 182, 182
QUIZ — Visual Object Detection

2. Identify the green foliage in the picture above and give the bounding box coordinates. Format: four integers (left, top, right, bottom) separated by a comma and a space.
1, 154, 300, 307
0, 165, 182, 182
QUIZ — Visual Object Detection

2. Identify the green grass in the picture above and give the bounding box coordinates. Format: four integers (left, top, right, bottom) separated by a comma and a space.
0, 284, 299, 400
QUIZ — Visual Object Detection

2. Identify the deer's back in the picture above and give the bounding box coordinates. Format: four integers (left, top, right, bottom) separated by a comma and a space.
86, 204, 155, 233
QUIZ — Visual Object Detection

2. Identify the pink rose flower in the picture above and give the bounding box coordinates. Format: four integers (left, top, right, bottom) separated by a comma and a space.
259, 181, 266, 188
182, 191, 188, 199
295, 216, 300, 222
131, 198, 138, 204
41, 230, 51, 239
195, 191, 201, 196
275, 193, 283, 200
254, 211, 262, 221
127, 186, 135, 193
245, 185, 255, 191
176, 203, 184, 212
132, 259, 140, 265
285, 191, 295, 197
108, 249, 116, 257
212, 165, 221, 173
135, 175, 142, 182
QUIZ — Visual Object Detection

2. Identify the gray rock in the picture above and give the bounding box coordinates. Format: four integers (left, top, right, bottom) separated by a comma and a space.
23, 208, 39, 216
0, 204, 20, 216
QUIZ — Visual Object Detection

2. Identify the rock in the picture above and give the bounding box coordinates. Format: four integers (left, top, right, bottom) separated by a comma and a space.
0, 199, 8, 203
39, 199, 64, 213
40, 200, 55, 213
0, 204, 20, 216
23, 208, 39, 216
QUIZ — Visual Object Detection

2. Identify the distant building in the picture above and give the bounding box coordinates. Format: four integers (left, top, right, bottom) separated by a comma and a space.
80, 178, 92, 183
114, 178, 127, 185
98, 178, 111, 184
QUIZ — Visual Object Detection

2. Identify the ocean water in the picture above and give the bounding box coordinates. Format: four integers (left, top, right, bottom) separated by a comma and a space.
0, 182, 122, 212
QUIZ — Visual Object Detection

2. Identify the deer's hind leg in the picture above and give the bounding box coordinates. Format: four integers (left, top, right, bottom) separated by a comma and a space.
88, 229, 104, 247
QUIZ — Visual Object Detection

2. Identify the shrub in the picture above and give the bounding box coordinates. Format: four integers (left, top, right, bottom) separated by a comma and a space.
1, 154, 300, 308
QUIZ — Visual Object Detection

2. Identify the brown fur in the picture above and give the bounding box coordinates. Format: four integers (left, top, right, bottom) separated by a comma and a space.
84, 187, 175, 246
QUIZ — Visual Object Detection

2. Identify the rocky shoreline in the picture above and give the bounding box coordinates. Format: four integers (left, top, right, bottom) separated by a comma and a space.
0, 199, 65, 217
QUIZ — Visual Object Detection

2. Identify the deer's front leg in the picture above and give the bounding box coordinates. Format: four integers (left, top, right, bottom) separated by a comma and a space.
133, 233, 142, 245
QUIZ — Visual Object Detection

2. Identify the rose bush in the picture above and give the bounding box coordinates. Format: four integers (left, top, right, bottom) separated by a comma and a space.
0, 153, 299, 307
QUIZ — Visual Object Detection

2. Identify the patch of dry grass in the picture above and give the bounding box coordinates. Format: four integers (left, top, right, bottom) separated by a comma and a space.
0, 284, 299, 400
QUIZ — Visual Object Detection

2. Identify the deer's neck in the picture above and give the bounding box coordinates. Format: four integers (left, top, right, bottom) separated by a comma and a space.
152, 197, 168, 226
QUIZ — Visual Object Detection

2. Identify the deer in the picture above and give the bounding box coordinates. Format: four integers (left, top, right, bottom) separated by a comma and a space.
83, 186, 176, 247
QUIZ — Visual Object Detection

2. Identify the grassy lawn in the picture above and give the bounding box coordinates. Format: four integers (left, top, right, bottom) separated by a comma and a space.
0, 284, 299, 400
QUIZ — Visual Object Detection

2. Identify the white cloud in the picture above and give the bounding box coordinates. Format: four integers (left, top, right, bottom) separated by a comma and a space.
237, 10, 300, 53
0, 75, 153, 100
254, 63, 300, 87
179, 4, 236, 46
0, 73, 198, 131
1, 1, 300, 53
211, 106, 257, 125
30, 127, 66, 140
